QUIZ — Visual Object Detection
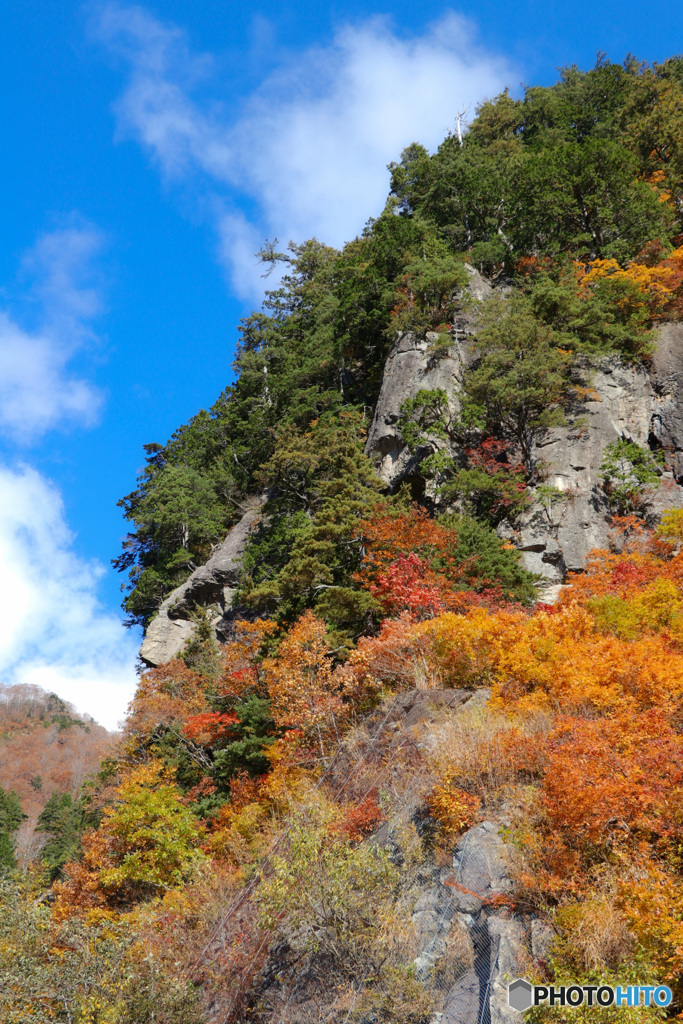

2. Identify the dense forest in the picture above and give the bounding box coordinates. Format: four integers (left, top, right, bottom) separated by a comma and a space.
6, 56, 683, 1022
0, 687, 111, 871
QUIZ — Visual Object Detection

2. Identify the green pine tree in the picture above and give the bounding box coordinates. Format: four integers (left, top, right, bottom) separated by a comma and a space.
36, 792, 97, 880
0, 788, 25, 871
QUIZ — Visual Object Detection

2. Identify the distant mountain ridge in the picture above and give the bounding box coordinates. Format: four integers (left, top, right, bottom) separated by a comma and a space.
0, 683, 111, 864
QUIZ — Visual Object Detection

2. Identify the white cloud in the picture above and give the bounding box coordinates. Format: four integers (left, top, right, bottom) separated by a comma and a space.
0, 224, 105, 442
216, 209, 266, 302
0, 464, 138, 730
0, 221, 133, 729
94, 6, 516, 297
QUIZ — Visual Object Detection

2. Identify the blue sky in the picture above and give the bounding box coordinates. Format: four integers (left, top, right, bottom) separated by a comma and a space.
0, 0, 680, 728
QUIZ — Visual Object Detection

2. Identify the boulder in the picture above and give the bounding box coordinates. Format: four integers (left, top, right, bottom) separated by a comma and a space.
139, 616, 196, 669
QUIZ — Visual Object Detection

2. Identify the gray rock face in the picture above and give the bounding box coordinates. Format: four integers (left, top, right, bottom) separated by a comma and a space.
507, 350, 683, 580
441, 968, 480, 1024
465, 264, 497, 303
650, 322, 683, 477
412, 866, 464, 980
367, 304, 683, 581
412, 820, 533, 1024
139, 615, 196, 669
365, 265, 493, 488
449, 822, 514, 913
365, 330, 466, 488
488, 917, 530, 1024
139, 496, 265, 667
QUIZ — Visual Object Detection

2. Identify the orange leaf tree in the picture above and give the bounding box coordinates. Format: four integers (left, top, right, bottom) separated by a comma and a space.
261, 612, 345, 756
55, 762, 203, 917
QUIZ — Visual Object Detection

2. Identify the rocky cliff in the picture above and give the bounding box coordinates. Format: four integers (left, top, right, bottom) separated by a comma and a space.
365, 266, 494, 491
140, 286, 683, 665
139, 495, 265, 666
365, 310, 683, 586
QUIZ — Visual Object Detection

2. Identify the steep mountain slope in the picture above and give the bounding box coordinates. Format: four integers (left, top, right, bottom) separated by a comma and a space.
138, 310, 683, 668
0, 685, 111, 863
7, 56, 683, 1024
116, 56, 683, 654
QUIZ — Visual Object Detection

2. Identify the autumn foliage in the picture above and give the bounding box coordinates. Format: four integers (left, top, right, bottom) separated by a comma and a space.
427, 770, 481, 840
0, 685, 111, 865
26, 516, 683, 1013
578, 245, 683, 320
356, 503, 463, 580
333, 792, 384, 841
354, 503, 507, 617
16, 518, 683, 1016
11, 484, 683, 1019
542, 711, 683, 854
54, 762, 204, 918
183, 712, 240, 745
126, 659, 210, 733
261, 611, 344, 745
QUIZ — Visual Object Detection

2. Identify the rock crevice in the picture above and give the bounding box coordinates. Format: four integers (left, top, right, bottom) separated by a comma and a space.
412, 820, 551, 1023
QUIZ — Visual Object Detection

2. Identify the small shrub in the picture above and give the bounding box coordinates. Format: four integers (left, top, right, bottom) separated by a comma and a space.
600, 439, 662, 517
427, 771, 481, 839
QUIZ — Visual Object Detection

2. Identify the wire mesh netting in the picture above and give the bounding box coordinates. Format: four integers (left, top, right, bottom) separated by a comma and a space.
194, 691, 536, 1024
